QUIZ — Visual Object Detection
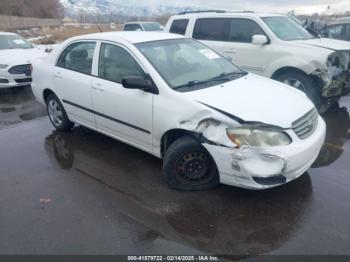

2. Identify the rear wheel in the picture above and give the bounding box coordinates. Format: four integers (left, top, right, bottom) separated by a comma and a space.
46, 94, 74, 131
275, 71, 323, 110
163, 136, 219, 191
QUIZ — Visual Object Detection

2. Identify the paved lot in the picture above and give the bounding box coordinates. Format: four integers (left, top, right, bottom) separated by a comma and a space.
0, 87, 46, 130
0, 88, 350, 257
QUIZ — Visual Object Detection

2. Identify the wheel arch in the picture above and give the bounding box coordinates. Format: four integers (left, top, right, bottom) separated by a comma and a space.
266, 55, 321, 79
271, 66, 310, 80
43, 88, 56, 103
160, 128, 202, 158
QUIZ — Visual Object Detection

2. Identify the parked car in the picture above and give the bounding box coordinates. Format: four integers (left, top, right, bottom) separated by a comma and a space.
326, 18, 350, 41
0, 32, 46, 89
301, 18, 328, 38
165, 11, 350, 112
31, 32, 326, 190
123, 22, 164, 32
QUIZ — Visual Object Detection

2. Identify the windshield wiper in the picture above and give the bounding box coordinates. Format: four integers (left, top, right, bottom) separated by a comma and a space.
173, 71, 247, 90
211, 71, 247, 80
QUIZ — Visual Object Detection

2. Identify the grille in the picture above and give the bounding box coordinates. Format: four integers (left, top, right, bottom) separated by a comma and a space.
15, 78, 32, 84
292, 109, 318, 139
253, 176, 287, 186
8, 64, 31, 76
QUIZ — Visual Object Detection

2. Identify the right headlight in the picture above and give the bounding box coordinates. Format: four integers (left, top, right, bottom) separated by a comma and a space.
227, 126, 292, 148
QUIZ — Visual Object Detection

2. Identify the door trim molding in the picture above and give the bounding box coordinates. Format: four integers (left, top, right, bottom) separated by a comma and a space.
62, 99, 151, 134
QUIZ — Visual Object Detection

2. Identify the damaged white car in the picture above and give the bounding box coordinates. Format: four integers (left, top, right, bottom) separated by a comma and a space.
165, 12, 350, 112
32, 32, 326, 190
0, 32, 46, 89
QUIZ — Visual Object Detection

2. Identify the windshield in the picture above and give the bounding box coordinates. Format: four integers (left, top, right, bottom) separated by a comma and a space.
0, 34, 33, 50
136, 39, 245, 91
142, 23, 163, 31
262, 16, 314, 41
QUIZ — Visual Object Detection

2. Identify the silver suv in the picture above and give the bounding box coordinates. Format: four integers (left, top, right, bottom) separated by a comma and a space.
165, 11, 350, 112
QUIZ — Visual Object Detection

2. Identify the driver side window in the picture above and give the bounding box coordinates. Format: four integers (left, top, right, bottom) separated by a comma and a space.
229, 19, 266, 43
98, 43, 146, 84
327, 25, 344, 40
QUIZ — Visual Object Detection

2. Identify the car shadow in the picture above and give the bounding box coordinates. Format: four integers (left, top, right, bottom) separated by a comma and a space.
44, 128, 313, 258
0, 86, 46, 128
312, 102, 350, 168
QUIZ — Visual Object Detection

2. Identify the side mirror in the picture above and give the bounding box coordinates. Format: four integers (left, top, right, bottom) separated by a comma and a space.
122, 76, 158, 94
252, 35, 268, 45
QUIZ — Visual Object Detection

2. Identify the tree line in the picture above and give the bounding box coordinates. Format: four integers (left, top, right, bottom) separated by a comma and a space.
0, 0, 63, 19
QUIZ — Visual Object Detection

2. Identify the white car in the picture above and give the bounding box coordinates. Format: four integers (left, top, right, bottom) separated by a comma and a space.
0, 32, 46, 89
31, 32, 326, 190
123, 22, 164, 32
165, 11, 350, 112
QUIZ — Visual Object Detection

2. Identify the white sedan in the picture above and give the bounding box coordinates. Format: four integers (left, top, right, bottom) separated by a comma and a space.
31, 32, 326, 190
0, 32, 46, 89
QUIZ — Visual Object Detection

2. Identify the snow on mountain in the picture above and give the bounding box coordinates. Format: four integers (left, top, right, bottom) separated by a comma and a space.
60, 0, 197, 20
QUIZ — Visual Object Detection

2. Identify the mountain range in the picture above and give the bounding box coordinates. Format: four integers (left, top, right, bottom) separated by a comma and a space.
60, 0, 198, 21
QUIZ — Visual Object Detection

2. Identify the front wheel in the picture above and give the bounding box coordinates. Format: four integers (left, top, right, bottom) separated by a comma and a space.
275, 71, 323, 110
163, 136, 219, 191
46, 94, 74, 131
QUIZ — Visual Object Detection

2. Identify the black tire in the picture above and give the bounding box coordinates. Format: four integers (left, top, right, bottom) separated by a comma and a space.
275, 71, 323, 110
46, 94, 74, 131
163, 136, 219, 191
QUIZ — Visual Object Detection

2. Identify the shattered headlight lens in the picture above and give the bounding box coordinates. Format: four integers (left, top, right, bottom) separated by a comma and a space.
0, 64, 9, 69
227, 126, 292, 148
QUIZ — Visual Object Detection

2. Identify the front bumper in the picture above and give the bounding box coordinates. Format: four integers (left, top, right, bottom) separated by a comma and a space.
322, 75, 350, 98
203, 116, 326, 190
0, 68, 32, 89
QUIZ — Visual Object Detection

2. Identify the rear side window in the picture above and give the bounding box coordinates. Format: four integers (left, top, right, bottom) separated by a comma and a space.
169, 19, 189, 35
193, 18, 266, 43
229, 19, 266, 43
193, 18, 230, 41
124, 24, 143, 31
98, 43, 145, 84
57, 42, 96, 75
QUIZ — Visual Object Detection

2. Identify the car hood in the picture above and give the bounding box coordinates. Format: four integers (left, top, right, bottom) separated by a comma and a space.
183, 74, 315, 129
0, 48, 46, 65
294, 38, 350, 51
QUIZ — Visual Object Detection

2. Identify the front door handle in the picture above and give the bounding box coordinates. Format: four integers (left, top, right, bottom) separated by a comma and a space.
93, 83, 104, 92
224, 48, 238, 54
53, 72, 62, 79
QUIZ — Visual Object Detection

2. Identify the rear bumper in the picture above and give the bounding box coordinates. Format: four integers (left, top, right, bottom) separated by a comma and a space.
204, 116, 326, 190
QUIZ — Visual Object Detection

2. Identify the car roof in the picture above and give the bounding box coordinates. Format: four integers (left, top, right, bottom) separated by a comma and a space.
0, 32, 17, 36
70, 31, 184, 44
171, 11, 286, 19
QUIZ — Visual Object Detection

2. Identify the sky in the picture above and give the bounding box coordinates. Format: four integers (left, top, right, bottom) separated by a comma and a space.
118, 0, 350, 15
